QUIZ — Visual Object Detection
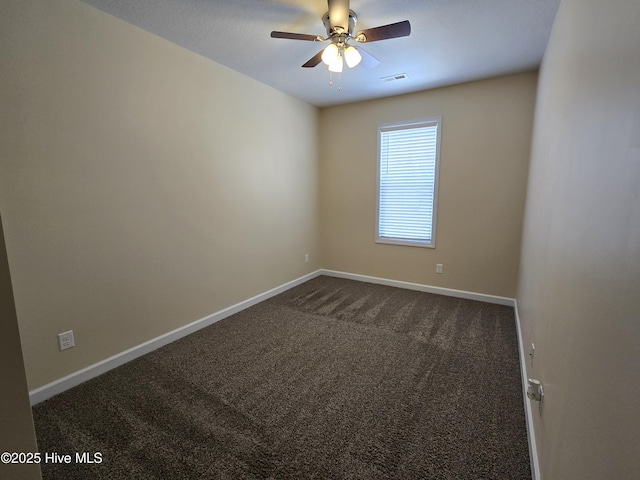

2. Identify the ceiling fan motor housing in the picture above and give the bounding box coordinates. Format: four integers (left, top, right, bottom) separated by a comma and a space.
322, 10, 358, 37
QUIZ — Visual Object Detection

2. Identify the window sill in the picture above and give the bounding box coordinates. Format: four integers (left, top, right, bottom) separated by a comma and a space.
375, 238, 435, 248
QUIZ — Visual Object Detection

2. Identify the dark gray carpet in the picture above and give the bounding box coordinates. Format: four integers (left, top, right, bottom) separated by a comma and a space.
33, 275, 530, 479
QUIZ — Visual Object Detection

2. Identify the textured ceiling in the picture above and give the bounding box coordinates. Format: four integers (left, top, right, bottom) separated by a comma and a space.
80, 0, 560, 107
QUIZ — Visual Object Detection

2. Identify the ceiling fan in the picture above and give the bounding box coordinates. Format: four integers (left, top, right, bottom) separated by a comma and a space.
270, 0, 411, 73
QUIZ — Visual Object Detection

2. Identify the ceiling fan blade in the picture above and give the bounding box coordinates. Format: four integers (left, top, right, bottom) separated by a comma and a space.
355, 46, 380, 69
355, 20, 411, 42
271, 31, 321, 41
327, 0, 350, 32
302, 50, 325, 68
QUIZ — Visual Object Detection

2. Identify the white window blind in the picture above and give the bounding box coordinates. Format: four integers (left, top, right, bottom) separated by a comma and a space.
377, 118, 441, 247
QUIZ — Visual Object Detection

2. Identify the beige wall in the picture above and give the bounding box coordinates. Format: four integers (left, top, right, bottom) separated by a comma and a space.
0, 215, 41, 480
0, 0, 319, 390
517, 0, 640, 478
319, 72, 537, 297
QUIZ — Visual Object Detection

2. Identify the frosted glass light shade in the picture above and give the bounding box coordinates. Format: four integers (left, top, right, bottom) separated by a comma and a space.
321, 43, 339, 65
344, 46, 362, 68
328, 54, 343, 73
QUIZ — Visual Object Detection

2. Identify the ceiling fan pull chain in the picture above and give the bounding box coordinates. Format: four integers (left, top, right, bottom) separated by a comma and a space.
328, 71, 342, 91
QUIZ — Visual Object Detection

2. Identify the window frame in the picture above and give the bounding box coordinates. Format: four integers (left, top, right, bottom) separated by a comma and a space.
375, 116, 442, 248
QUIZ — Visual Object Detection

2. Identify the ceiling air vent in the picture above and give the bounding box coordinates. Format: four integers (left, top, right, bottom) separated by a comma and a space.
381, 73, 408, 83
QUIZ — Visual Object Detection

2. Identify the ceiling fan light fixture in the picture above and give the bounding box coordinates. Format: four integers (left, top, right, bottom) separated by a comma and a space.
321, 43, 339, 66
344, 45, 362, 68
271, 2, 411, 78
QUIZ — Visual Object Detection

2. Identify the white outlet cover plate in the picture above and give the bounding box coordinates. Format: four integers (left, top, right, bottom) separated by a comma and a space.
58, 330, 75, 351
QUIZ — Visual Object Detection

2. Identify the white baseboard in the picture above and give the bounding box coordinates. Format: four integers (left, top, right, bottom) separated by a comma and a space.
513, 300, 540, 480
29, 270, 323, 405
319, 269, 516, 306
29, 269, 518, 407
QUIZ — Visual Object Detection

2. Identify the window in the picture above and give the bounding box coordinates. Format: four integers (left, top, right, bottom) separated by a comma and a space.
376, 117, 441, 248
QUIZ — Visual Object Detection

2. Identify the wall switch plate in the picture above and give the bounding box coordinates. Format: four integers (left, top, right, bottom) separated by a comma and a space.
436, 264, 443, 274
304, 253, 309, 263
58, 330, 75, 351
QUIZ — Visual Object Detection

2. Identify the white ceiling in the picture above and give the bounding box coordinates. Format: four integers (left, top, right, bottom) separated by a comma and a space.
80, 0, 561, 107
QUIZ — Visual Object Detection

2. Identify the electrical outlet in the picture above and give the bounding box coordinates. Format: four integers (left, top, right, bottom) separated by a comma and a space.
58, 330, 75, 351
436, 264, 443, 274
304, 253, 309, 263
